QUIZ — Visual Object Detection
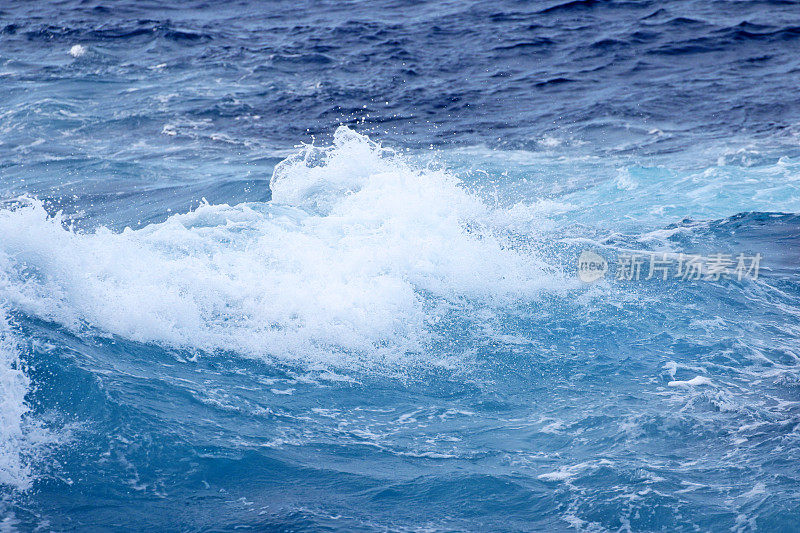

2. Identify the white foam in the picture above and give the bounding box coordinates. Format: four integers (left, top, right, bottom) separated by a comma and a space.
0, 127, 563, 368
0, 309, 32, 490
667, 376, 714, 388
68, 45, 86, 58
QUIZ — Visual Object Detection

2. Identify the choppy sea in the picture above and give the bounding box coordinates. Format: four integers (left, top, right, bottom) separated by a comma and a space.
2, 1, 800, 531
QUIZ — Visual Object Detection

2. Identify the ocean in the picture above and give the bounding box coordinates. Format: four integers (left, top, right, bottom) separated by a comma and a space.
1, 0, 800, 531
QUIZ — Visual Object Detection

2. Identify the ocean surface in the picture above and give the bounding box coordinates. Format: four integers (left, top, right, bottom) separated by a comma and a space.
2, 0, 800, 531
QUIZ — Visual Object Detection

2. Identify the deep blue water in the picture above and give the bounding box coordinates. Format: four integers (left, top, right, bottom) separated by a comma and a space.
2, 1, 800, 531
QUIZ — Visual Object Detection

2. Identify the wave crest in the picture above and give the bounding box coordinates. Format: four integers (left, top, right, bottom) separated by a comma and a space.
0, 309, 34, 491
0, 128, 562, 366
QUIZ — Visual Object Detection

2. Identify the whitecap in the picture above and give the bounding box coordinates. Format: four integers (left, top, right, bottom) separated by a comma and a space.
667, 376, 714, 388
0, 309, 33, 491
0, 128, 565, 369
68, 45, 86, 58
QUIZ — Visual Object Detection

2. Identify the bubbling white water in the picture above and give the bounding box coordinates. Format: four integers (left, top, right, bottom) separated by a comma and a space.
0, 127, 564, 366
0, 309, 33, 491
68, 44, 87, 58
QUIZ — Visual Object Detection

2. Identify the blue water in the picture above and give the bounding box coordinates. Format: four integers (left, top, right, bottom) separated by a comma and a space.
2, 1, 800, 531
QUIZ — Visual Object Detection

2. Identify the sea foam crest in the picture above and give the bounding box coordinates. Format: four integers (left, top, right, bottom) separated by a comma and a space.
0, 309, 33, 491
0, 128, 560, 366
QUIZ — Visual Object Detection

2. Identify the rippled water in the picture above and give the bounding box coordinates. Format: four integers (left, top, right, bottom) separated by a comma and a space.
2, 1, 800, 531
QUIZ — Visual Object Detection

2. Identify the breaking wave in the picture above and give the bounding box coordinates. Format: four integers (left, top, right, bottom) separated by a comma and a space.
0, 128, 565, 368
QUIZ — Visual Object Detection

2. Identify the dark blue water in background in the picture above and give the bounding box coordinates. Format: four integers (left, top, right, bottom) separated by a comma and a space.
2, 1, 800, 531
